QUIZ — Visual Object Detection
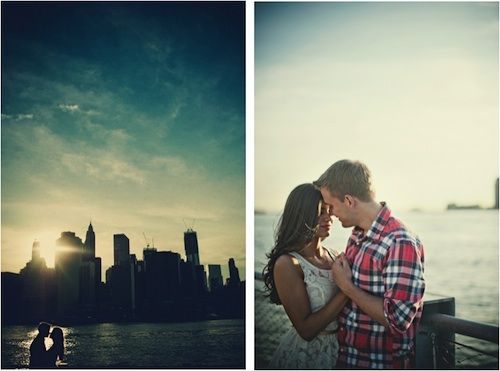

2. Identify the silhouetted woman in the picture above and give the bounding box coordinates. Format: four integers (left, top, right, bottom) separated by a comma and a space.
45, 327, 64, 368
262, 183, 348, 369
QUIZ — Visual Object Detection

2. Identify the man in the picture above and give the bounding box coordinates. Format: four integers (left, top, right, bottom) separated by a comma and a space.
29, 322, 50, 368
314, 160, 425, 368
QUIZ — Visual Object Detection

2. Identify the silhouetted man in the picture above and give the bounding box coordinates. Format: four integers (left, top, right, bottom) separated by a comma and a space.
29, 322, 50, 368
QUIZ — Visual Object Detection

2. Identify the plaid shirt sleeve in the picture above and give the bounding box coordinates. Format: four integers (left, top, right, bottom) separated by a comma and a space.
382, 236, 425, 334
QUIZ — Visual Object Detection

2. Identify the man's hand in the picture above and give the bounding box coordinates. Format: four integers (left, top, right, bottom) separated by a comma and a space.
331, 253, 353, 292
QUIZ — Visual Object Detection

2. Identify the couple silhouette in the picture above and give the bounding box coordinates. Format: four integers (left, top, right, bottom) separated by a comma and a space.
29, 322, 64, 368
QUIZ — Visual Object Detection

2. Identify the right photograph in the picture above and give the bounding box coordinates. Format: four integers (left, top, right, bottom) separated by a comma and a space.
254, 2, 499, 370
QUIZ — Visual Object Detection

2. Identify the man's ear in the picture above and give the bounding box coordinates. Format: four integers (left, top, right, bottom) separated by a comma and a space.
344, 194, 355, 207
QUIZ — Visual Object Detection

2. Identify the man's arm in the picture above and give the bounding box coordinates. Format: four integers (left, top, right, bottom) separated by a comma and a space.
332, 239, 425, 334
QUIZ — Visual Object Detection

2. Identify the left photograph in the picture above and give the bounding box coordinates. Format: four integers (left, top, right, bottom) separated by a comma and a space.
1, 2, 245, 368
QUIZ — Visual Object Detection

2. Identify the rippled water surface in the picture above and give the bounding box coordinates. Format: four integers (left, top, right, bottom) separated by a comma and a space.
2, 319, 245, 368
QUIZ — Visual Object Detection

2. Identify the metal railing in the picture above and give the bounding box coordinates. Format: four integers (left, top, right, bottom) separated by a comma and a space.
255, 273, 499, 369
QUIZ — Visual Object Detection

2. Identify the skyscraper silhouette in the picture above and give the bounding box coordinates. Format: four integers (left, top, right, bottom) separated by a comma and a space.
81, 223, 101, 306
184, 228, 200, 266
20, 240, 56, 321
31, 239, 41, 262
208, 264, 223, 292
83, 222, 95, 261
228, 258, 241, 287
114, 234, 130, 266
55, 232, 83, 315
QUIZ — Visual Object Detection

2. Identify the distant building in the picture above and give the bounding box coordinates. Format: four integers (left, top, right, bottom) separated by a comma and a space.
83, 222, 95, 261
106, 264, 132, 309
495, 178, 499, 209
2, 272, 23, 324
446, 203, 481, 210
80, 223, 98, 306
195, 264, 208, 294
55, 232, 83, 315
180, 260, 196, 297
129, 254, 137, 311
184, 228, 200, 266
31, 239, 42, 261
144, 250, 181, 301
114, 234, 130, 266
208, 264, 223, 292
19, 240, 56, 320
228, 258, 241, 287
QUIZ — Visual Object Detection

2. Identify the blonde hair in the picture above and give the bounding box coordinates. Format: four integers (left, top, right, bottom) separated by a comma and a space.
314, 159, 374, 202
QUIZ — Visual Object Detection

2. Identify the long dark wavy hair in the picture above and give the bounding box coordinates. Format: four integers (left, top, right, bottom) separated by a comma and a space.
50, 327, 64, 361
262, 183, 323, 305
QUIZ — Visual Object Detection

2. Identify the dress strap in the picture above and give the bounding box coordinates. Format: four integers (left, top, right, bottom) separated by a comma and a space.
288, 251, 305, 264
288, 251, 332, 272
288, 252, 308, 275
323, 247, 339, 261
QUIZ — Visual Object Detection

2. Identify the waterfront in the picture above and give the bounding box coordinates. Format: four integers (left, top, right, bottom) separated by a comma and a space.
255, 210, 499, 367
1, 319, 245, 368
256, 209, 499, 324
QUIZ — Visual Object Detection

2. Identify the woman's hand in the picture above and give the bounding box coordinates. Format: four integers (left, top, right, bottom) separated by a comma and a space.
331, 253, 353, 292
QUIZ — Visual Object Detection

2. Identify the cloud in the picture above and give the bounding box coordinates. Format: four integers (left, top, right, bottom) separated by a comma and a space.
150, 156, 188, 176
58, 103, 80, 112
1, 113, 34, 121
60, 151, 146, 185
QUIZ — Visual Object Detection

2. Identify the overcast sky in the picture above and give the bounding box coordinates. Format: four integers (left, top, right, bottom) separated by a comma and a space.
255, 2, 498, 214
1, 2, 245, 280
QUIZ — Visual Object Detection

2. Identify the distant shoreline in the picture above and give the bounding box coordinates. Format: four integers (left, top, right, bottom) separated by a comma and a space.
255, 208, 500, 215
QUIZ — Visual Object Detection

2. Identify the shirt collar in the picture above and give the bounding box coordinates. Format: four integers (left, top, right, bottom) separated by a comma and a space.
352, 202, 391, 242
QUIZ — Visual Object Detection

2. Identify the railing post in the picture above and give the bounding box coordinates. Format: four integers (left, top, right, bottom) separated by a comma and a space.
416, 294, 456, 369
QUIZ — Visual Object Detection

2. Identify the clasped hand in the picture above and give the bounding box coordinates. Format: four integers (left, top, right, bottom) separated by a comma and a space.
331, 253, 353, 292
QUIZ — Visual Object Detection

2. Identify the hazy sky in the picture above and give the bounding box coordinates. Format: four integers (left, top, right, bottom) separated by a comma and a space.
1, 2, 245, 280
256, 2, 498, 214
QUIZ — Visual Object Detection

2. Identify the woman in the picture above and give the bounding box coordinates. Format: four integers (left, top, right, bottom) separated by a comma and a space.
263, 183, 348, 369
45, 327, 64, 368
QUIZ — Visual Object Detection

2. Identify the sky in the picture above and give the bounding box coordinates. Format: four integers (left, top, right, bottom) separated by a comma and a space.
255, 2, 499, 214
1, 2, 245, 281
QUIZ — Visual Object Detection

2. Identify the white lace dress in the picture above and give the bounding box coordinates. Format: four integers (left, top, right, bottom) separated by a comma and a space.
269, 250, 340, 369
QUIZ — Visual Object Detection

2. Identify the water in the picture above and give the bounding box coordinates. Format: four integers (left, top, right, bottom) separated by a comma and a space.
255, 210, 499, 367
1, 319, 245, 368
255, 210, 499, 324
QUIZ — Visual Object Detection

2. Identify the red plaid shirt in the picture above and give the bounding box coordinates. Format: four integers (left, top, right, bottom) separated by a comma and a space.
336, 203, 425, 369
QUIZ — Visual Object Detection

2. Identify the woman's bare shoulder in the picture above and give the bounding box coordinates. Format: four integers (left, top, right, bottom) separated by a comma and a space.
274, 253, 302, 276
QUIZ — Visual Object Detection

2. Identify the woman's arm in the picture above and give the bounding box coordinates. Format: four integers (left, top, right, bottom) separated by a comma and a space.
274, 254, 348, 342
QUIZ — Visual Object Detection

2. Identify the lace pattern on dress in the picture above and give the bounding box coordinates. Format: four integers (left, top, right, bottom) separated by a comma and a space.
269, 248, 340, 369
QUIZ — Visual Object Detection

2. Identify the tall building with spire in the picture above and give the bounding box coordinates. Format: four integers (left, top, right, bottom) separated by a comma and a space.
184, 228, 200, 266
20, 240, 56, 321
31, 239, 42, 262
81, 222, 100, 306
83, 222, 95, 261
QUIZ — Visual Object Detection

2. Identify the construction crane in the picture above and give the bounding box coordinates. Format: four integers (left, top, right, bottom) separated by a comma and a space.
143, 232, 151, 248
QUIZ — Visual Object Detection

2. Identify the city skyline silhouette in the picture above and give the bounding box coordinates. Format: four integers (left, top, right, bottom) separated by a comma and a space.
3, 220, 244, 325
